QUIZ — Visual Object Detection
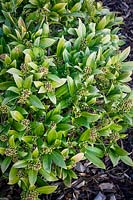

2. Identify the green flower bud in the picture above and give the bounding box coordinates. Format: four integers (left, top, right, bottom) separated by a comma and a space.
0, 135, 8, 142
5, 148, 17, 156
0, 105, 9, 114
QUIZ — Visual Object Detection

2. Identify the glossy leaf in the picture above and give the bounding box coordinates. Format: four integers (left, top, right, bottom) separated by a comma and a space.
85, 150, 106, 169
8, 167, 19, 185
36, 185, 58, 194
23, 75, 33, 89
13, 74, 23, 88
13, 160, 27, 168
29, 95, 45, 109
56, 37, 65, 57
40, 38, 56, 49
120, 155, 133, 167
47, 127, 57, 144
119, 47, 130, 62
28, 169, 38, 186
67, 76, 75, 96
79, 129, 90, 142
10, 111, 24, 122
43, 154, 52, 173
51, 151, 66, 169
1, 157, 12, 173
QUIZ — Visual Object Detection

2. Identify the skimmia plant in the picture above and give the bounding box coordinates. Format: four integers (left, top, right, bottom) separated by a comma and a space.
0, 0, 133, 199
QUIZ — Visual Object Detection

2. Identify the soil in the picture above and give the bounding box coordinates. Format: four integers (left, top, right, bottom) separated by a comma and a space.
0, 0, 133, 199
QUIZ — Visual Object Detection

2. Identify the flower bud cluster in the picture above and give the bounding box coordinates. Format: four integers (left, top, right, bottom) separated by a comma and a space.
0, 105, 9, 114
20, 63, 29, 74
5, 148, 17, 156
12, 155, 19, 163
120, 99, 133, 112
28, 160, 41, 171
22, 119, 31, 132
0, 134, 8, 142
110, 132, 119, 142
45, 82, 53, 92
21, 191, 39, 200
42, 147, 53, 154
18, 89, 31, 104
39, 66, 48, 75
84, 66, 92, 75
81, 38, 87, 50
90, 129, 98, 143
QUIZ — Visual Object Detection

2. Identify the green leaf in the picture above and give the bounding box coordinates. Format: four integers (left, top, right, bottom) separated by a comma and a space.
56, 37, 65, 57
67, 76, 75, 96
63, 49, 70, 62
81, 112, 100, 122
28, 169, 38, 186
56, 84, 68, 98
57, 123, 74, 131
97, 16, 107, 30
47, 127, 57, 144
76, 18, 86, 38
22, 136, 33, 143
13, 74, 23, 88
28, 62, 38, 70
7, 86, 20, 94
9, 135, 15, 148
13, 160, 27, 168
85, 151, 106, 169
2, 94, 19, 105
23, 75, 33, 89
51, 151, 66, 169
121, 61, 133, 71
43, 154, 52, 173
10, 111, 24, 122
120, 155, 133, 167
64, 174, 71, 187
112, 145, 129, 156
0, 81, 14, 90
71, 2, 82, 12
117, 71, 132, 82
52, 3, 67, 13
86, 146, 104, 158
109, 149, 120, 167
7, 68, 22, 76
3, 24, 11, 35
86, 52, 96, 68
119, 47, 130, 62
29, 95, 45, 109
8, 167, 19, 185
75, 116, 90, 128
50, 115, 63, 124
1, 157, 12, 173
79, 129, 90, 142
47, 92, 56, 104
0, 147, 5, 155
36, 185, 58, 194
39, 169, 58, 182
34, 122, 44, 136
48, 74, 66, 88
40, 38, 56, 49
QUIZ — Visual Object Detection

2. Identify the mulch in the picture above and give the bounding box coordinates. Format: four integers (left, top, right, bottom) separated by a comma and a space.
0, 0, 133, 199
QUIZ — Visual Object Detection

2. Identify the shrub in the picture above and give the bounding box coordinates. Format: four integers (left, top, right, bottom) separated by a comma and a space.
0, 0, 133, 199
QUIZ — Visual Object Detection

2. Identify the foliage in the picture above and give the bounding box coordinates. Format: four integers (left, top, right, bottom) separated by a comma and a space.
0, 0, 133, 199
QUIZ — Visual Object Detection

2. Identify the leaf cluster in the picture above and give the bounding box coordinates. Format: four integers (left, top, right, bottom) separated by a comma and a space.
0, 0, 133, 199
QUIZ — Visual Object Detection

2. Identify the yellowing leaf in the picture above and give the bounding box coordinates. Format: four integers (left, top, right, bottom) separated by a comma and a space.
10, 111, 24, 122
71, 153, 84, 163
